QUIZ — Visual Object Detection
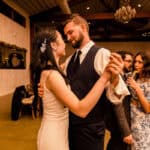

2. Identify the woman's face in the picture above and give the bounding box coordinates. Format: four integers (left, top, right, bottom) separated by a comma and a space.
134, 54, 144, 73
55, 31, 66, 57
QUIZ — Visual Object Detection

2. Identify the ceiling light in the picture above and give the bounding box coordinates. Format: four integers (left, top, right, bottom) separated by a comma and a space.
142, 32, 150, 37
114, 0, 136, 24
137, 4, 141, 8
86, 6, 90, 10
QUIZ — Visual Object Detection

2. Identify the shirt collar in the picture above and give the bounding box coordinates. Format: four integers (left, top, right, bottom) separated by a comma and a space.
80, 40, 95, 56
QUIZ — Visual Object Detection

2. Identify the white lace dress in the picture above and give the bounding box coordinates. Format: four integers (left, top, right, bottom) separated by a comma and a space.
37, 78, 69, 150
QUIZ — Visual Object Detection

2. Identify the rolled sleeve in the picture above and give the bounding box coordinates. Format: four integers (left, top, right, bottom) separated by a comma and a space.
94, 48, 110, 75
106, 75, 130, 104
94, 48, 130, 104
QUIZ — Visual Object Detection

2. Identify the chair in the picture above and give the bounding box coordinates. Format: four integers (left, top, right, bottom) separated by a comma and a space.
11, 84, 41, 120
20, 95, 35, 119
19, 84, 35, 119
11, 85, 26, 120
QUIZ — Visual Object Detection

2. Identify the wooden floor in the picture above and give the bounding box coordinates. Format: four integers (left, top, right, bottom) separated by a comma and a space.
0, 93, 41, 150
0, 93, 110, 150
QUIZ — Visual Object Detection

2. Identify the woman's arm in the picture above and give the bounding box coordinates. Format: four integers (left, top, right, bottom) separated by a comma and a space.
46, 69, 110, 118
134, 85, 150, 113
40, 53, 123, 118
45, 54, 122, 118
127, 77, 150, 113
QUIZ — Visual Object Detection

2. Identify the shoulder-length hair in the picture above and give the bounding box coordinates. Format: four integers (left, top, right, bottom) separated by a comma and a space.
30, 28, 66, 84
134, 51, 150, 80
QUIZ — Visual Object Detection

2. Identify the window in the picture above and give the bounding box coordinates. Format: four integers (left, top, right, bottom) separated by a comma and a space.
0, 1, 26, 27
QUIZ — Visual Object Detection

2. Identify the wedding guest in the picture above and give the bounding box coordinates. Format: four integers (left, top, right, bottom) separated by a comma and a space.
127, 51, 150, 150
105, 50, 134, 150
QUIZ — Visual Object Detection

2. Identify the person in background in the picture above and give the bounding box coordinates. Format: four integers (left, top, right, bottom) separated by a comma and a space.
127, 51, 150, 150
105, 50, 134, 150
32, 28, 123, 150
117, 50, 133, 80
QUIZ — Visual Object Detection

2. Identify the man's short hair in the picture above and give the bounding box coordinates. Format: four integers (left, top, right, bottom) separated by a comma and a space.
63, 13, 89, 32
117, 50, 133, 60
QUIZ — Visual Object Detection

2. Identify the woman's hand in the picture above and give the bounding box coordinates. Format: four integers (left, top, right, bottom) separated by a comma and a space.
38, 83, 44, 97
126, 77, 139, 90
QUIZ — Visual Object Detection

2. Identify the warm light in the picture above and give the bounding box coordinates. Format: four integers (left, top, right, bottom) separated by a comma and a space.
114, 5, 136, 24
86, 6, 90, 10
137, 4, 141, 8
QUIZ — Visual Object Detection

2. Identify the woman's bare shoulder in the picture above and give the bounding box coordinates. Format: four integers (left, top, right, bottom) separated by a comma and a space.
40, 70, 61, 84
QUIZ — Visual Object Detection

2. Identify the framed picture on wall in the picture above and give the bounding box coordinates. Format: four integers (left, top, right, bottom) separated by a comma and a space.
0, 41, 26, 69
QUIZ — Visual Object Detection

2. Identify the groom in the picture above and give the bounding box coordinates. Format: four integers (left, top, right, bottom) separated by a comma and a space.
62, 14, 131, 150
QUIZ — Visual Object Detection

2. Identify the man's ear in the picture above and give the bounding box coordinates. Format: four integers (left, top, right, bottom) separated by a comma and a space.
50, 42, 57, 51
80, 24, 86, 32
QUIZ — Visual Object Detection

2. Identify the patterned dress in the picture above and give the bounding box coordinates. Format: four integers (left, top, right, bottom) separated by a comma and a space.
130, 79, 150, 150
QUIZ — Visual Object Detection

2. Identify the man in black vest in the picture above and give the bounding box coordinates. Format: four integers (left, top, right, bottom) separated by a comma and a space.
63, 14, 132, 150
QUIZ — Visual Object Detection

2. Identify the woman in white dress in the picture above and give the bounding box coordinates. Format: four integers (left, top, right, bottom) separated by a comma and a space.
31, 28, 123, 150
127, 52, 150, 150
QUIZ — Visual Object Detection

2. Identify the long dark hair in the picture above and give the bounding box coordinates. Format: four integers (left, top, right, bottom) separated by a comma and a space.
30, 28, 66, 84
134, 52, 150, 80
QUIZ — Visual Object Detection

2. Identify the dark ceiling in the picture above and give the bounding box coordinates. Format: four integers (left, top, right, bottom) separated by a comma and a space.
10, 0, 150, 41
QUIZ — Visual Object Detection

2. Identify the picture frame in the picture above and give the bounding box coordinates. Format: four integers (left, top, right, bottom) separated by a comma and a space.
0, 41, 26, 69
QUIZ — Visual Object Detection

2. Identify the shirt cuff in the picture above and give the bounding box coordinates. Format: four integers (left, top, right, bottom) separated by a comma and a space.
106, 75, 130, 104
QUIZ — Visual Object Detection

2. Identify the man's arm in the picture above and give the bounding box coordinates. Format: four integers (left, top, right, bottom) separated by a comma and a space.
94, 48, 130, 104
94, 48, 133, 144
113, 103, 133, 144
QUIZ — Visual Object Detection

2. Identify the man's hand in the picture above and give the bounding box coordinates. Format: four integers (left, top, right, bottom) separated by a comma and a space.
38, 83, 44, 97
106, 53, 123, 87
109, 52, 124, 75
123, 134, 134, 145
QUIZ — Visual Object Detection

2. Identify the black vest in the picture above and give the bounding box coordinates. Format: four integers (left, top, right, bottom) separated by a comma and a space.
67, 45, 107, 126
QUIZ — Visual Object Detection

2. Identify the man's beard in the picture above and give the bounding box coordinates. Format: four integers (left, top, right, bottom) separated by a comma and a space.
72, 32, 84, 49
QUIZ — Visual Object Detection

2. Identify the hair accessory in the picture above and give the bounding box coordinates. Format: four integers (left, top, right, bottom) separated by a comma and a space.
40, 38, 47, 53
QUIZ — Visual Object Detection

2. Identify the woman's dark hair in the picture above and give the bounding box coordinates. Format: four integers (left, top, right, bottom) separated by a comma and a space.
30, 28, 66, 84
134, 52, 150, 79
31, 28, 57, 70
